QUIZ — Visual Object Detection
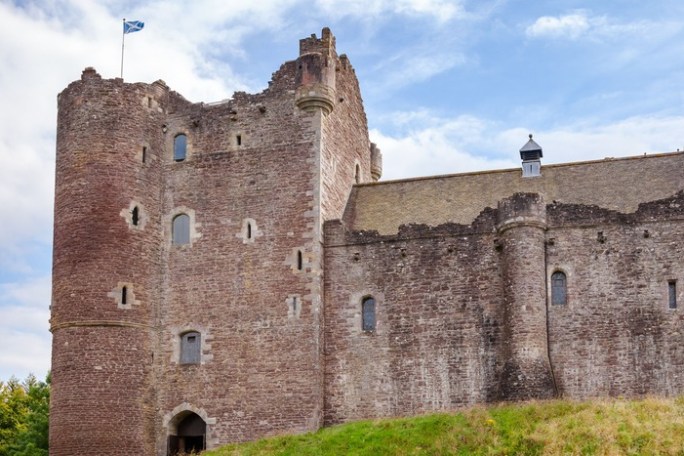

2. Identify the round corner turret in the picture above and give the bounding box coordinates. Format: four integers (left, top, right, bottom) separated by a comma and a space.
295, 29, 337, 115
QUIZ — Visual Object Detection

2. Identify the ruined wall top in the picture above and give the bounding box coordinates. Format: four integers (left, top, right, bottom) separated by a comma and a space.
300, 27, 336, 56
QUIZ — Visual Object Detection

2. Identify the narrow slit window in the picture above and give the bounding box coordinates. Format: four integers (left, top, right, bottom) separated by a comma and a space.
355, 164, 361, 184
121, 286, 127, 305
362, 296, 376, 331
174, 134, 187, 162
236, 134, 242, 146
172, 214, 190, 245
247, 222, 252, 239
180, 331, 201, 365
669, 281, 677, 309
551, 271, 567, 305
131, 206, 140, 226
142, 146, 147, 163
297, 250, 303, 271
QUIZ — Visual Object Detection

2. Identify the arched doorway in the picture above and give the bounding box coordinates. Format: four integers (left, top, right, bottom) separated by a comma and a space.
168, 412, 206, 455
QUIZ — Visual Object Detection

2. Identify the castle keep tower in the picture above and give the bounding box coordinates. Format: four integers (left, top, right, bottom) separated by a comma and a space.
51, 29, 372, 455
52, 27, 684, 455
51, 69, 166, 454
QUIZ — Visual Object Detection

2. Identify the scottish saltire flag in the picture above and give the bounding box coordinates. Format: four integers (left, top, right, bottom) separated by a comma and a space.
123, 20, 144, 34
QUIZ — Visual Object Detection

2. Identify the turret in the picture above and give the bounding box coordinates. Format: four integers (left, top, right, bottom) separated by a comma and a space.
50, 68, 166, 455
520, 134, 543, 177
496, 193, 556, 400
295, 27, 337, 115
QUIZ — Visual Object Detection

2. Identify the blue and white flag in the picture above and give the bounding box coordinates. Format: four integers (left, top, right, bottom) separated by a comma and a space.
123, 20, 144, 34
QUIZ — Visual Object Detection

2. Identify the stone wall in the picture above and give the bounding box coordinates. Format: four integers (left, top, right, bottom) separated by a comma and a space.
546, 192, 684, 398
51, 28, 684, 455
323, 190, 684, 423
323, 213, 503, 424
155, 52, 326, 450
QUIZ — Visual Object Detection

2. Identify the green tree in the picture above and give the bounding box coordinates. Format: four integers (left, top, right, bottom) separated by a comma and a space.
0, 374, 49, 456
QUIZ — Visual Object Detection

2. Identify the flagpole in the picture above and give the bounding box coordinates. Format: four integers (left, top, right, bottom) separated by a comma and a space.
120, 18, 125, 79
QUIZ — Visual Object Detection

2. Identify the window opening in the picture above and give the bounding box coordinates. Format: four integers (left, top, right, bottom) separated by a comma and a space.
669, 281, 677, 309
236, 134, 242, 146
297, 250, 303, 271
142, 146, 147, 163
551, 271, 567, 305
121, 286, 127, 305
355, 164, 361, 184
172, 214, 190, 245
247, 222, 252, 239
132, 206, 140, 226
174, 134, 187, 162
180, 331, 201, 365
362, 296, 376, 331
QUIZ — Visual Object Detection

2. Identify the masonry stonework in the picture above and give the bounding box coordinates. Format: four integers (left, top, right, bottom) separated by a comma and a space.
51, 28, 684, 455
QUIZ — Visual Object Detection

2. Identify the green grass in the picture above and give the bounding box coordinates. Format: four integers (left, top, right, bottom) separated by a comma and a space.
203, 397, 684, 456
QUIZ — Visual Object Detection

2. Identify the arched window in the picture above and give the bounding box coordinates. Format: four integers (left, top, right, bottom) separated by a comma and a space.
180, 331, 201, 365
174, 134, 187, 162
172, 214, 190, 245
362, 296, 376, 331
551, 271, 567, 305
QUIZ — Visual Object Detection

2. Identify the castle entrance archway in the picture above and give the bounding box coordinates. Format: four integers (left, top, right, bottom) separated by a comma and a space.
167, 412, 206, 455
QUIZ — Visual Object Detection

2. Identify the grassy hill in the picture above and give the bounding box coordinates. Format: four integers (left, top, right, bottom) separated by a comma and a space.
204, 397, 684, 455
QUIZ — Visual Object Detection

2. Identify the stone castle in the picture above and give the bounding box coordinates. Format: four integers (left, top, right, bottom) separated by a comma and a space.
50, 28, 684, 455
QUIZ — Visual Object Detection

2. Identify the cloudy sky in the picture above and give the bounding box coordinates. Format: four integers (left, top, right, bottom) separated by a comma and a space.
1, 0, 683, 381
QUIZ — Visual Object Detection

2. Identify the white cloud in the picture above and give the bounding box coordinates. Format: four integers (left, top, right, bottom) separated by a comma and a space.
0, 276, 51, 381
526, 12, 590, 39
526, 116, 684, 163
370, 113, 518, 180
371, 51, 467, 91
314, 0, 463, 23
525, 11, 683, 44
371, 110, 684, 181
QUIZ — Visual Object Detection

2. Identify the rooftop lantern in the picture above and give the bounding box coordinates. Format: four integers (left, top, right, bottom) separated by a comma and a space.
520, 134, 543, 177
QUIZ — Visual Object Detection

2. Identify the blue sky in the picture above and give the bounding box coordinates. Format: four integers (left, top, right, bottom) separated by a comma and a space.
1, 0, 683, 380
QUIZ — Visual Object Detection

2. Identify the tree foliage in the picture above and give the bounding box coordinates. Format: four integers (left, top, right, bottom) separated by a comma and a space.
0, 373, 50, 456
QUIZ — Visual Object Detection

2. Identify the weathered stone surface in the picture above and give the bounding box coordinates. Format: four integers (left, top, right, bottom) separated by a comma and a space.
51, 29, 684, 455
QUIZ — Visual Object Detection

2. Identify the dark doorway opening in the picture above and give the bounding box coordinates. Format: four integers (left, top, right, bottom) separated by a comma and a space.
168, 412, 206, 455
